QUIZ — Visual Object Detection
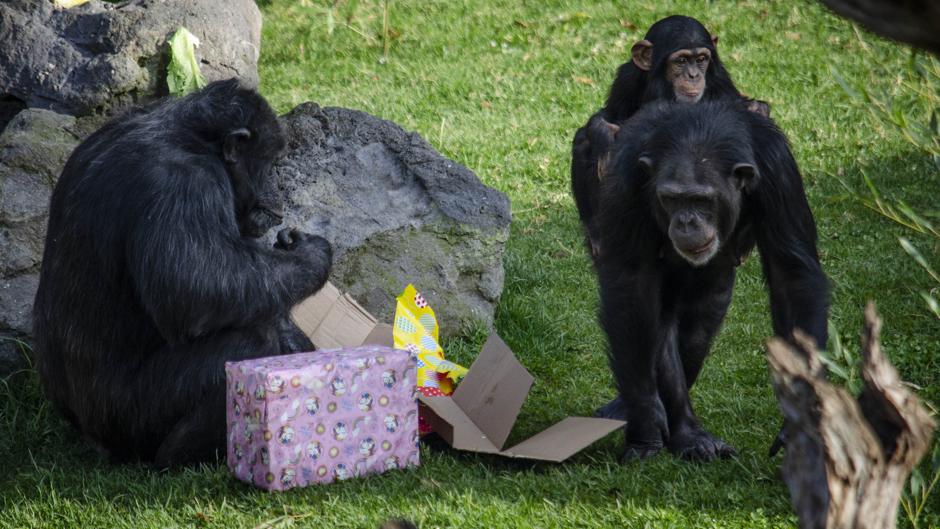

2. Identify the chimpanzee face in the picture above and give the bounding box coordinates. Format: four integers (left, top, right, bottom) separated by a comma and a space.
223, 116, 287, 238
631, 35, 718, 106
643, 153, 756, 267
665, 48, 710, 103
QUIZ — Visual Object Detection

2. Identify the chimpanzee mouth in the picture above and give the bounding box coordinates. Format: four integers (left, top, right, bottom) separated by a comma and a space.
675, 235, 719, 266
687, 235, 715, 255
676, 90, 702, 103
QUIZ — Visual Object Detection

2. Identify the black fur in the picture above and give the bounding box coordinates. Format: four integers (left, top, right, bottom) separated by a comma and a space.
32, 79, 332, 468
572, 16, 767, 257
604, 16, 737, 122
594, 101, 829, 461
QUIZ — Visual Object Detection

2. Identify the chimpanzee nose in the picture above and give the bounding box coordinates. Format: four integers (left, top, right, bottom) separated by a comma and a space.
676, 211, 696, 232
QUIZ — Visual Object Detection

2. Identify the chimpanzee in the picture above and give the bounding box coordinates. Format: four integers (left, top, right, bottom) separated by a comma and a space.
32, 79, 332, 468
593, 100, 829, 461
572, 15, 770, 258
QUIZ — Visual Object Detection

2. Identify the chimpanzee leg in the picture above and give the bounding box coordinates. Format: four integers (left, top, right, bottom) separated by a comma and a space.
277, 314, 314, 354
656, 269, 736, 460
126, 324, 282, 468
599, 270, 669, 460
677, 268, 735, 388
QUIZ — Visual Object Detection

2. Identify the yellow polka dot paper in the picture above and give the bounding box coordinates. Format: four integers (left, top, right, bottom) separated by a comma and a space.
393, 284, 467, 395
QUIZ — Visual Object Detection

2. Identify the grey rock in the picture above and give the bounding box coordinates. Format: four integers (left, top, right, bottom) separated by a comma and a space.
0, 102, 510, 341
0, 109, 81, 277
0, 0, 262, 116
0, 96, 26, 134
0, 273, 39, 335
274, 103, 511, 336
0, 333, 30, 378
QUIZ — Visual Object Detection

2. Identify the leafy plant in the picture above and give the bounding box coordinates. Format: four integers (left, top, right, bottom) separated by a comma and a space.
166, 27, 207, 97
901, 444, 940, 529
833, 36, 940, 321
817, 321, 860, 394
833, 27, 940, 529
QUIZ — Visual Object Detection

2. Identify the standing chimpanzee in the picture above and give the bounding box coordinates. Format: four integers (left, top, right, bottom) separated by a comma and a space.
32, 79, 332, 468
572, 15, 770, 258
593, 100, 829, 461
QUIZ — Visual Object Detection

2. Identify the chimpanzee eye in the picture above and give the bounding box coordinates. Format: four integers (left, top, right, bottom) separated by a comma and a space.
675, 58, 687, 65
696, 55, 706, 64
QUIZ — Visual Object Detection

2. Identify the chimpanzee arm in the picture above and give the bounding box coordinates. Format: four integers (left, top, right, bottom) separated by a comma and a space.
750, 120, 830, 347
127, 163, 329, 343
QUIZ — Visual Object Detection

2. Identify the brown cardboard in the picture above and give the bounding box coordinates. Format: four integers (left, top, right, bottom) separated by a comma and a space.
418, 335, 626, 462
290, 282, 381, 349
291, 283, 626, 462
451, 334, 532, 449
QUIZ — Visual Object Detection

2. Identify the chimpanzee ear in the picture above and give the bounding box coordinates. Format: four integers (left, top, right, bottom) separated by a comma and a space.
631, 40, 653, 71
712, 35, 719, 48
223, 128, 251, 164
638, 155, 654, 176
732, 162, 759, 192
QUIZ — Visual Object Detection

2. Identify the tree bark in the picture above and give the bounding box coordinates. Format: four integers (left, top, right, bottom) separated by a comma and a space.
766, 303, 936, 529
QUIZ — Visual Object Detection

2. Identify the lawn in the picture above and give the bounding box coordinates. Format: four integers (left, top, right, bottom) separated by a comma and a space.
2, 0, 939, 528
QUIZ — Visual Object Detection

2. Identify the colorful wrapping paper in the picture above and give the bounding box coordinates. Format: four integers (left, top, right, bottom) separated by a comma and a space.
225, 345, 419, 491
393, 284, 467, 433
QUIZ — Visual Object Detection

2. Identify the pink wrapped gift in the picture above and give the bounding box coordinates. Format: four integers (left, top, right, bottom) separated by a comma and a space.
225, 345, 419, 491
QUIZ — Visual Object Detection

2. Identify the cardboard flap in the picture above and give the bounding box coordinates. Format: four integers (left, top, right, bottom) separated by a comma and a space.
291, 282, 340, 337
452, 334, 533, 450
418, 395, 501, 454
290, 282, 378, 349
361, 323, 394, 347
501, 417, 626, 462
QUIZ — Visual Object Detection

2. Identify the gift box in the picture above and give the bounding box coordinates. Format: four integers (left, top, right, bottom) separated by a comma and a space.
225, 345, 419, 491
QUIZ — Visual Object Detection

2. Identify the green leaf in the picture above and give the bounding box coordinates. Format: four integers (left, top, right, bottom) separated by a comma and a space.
326, 9, 335, 36
817, 351, 849, 382
899, 238, 940, 283
922, 292, 940, 320
831, 66, 860, 99
166, 27, 207, 97
910, 468, 925, 498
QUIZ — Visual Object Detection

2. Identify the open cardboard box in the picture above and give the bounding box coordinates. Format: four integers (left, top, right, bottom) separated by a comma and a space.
291, 282, 626, 463
291, 281, 394, 348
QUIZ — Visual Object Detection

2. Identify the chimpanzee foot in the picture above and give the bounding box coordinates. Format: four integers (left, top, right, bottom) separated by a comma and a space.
668, 426, 736, 461
594, 396, 627, 420
622, 440, 664, 461
620, 396, 668, 462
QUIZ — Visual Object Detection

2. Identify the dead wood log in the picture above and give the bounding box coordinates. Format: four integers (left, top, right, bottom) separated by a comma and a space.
767, 303, 936, 529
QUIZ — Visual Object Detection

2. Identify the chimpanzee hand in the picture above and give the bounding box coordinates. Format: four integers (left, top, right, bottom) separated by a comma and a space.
240, 206, 283, 239
275, 228, 332, 263
768, 420, 788, 456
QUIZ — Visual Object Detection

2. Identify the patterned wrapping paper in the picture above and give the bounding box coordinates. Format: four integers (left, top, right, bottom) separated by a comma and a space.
225, 345, 419, 491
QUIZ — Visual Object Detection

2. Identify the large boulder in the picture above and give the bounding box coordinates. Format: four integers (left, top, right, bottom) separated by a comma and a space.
0, 0, 262, 120
0, 109, 82, 280
0, 108, 85, 375
274, 104, 511, 336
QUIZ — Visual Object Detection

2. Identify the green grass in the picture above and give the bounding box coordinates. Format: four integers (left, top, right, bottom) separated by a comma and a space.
3, 0, 940, 527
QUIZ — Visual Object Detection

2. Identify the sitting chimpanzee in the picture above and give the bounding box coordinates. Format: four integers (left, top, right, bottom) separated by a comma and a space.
572, 15, 770, 259
593, 100, 829, 461
32, 79, 332, 468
